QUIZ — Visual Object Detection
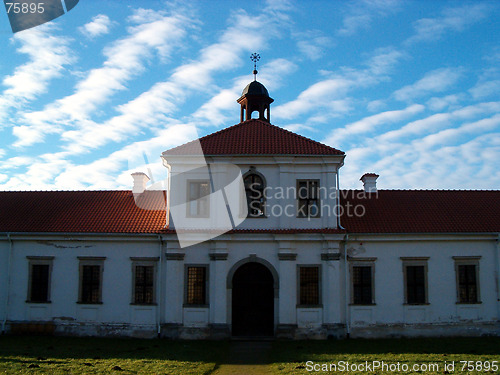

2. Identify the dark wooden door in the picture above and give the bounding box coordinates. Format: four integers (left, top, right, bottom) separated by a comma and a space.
232, 262, 274, 336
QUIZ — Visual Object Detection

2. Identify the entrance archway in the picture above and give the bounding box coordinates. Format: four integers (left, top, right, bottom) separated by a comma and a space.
231, 262, 275, 336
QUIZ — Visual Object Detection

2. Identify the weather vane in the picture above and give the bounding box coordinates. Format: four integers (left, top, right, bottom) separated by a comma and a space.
250, 53, 260, 81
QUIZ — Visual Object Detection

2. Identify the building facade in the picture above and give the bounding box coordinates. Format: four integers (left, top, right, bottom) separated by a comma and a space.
1, 80, 499, 339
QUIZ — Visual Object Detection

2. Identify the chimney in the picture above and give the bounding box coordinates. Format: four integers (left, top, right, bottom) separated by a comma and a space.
360, 173, 379, 193
131, 172, 150, 195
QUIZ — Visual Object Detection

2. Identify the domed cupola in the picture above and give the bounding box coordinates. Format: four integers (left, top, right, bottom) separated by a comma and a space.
237, 53, 274, 123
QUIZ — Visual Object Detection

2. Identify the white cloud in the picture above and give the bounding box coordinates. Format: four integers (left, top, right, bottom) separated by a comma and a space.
324, 104, 425, 146
469, 80, 500, 99
0, 24, 74, 123
273, 48, 404, 121
79, 14, 113, 38
60, 7, 292, 154
337, 0, 401, 35
273, 78, 352, 120
14, 8, 192, 147
426, 94, 463, 111
295, 31, 332, 60
394, 68, 462, 101
378, 102, 500, 142
407, 3, 489, 44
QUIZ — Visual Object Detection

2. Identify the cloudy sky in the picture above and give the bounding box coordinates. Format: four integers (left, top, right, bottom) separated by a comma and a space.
0, 0, 498, 191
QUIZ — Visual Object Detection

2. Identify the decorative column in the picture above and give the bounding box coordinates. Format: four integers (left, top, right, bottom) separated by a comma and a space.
276, 236, 297, 338
163, 240, 184, 338
321, 238, 342, 337
208, 241, 230, 338
277, 158, 295, 229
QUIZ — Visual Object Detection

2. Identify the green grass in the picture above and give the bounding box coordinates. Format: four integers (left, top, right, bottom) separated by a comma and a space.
0, 335, 499, 374
0, 336, 228, 374
270, 337, 500, 374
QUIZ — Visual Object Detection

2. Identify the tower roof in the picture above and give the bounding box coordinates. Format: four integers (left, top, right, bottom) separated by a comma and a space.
163, 119, 344, 156
241, 81, 270, 97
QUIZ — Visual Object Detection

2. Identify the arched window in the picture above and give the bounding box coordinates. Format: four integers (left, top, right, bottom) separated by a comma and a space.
244, 170, 266, 218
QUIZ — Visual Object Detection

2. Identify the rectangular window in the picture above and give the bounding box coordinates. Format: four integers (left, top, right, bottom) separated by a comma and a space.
406, 266, 426, 304
297, 180, 320, 218
27, 256, 53, 303
78, 257, 105, 304
458, 265, 478, 303
454, 256, 480, 304
187, 180, 210, 217
352, 265, 373, 304
134, 265, 155, 304
185, 266, 208, 305
298, 266, 320, 306
131, 257, 158, 305
401, 257, 429, 305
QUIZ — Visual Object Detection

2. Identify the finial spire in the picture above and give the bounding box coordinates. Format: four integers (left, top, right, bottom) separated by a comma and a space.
250, 53, 260, 81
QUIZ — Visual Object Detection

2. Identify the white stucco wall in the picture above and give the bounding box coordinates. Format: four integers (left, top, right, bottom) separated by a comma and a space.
2, 231, 498, 338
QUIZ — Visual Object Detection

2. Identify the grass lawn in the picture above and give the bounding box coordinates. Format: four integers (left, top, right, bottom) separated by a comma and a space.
0, 335, 499, 374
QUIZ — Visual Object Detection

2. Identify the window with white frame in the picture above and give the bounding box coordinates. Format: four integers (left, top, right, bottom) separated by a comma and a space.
244, 171, 266, 217
350, 258, 376, 305
78, 257, 105, 304
298, 265, 321, 306
27, 256, 53, 303
454, 256, 481, 304
131, 257, 158, 305
185, 265, 208, 306
401, 257, 429, 304
187, 180, 210, 217
297, 179, 320, 218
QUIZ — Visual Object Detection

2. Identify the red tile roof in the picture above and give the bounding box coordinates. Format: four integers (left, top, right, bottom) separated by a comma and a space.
164, 119, 344, 156
339, 190, 500, 233
0, 191, 166, 234
0, 190, 498, 235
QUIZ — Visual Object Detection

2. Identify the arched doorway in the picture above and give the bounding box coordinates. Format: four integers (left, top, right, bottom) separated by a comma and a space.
231, 262, 274, 337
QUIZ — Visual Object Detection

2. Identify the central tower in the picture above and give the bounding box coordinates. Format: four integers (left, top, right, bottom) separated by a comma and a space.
237, 53, 274, 122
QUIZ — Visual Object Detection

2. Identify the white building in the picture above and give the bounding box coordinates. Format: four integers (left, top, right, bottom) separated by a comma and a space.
1, 79, 499, 339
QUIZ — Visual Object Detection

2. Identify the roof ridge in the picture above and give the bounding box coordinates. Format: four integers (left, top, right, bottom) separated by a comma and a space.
257, 120, 344, 154
164, 119, 344, 155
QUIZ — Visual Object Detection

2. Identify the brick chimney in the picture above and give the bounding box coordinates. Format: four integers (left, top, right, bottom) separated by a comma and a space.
360, 173, 379, 193
131, 172, 149, 195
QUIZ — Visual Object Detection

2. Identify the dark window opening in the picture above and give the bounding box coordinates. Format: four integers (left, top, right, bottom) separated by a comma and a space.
297, 180, 320, 218
458, 264, 477, 303
299, 266, 319, 305
353, 266, 372, 304
30, 264, 49, 302
187, 267, 206, 305
81, 265, 101, 304
406, 265, 426, 304
244, 173, 265, 217
134, 265, 154, 304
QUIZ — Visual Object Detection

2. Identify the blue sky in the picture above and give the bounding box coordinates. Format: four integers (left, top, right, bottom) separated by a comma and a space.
0, 0, 498, 191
